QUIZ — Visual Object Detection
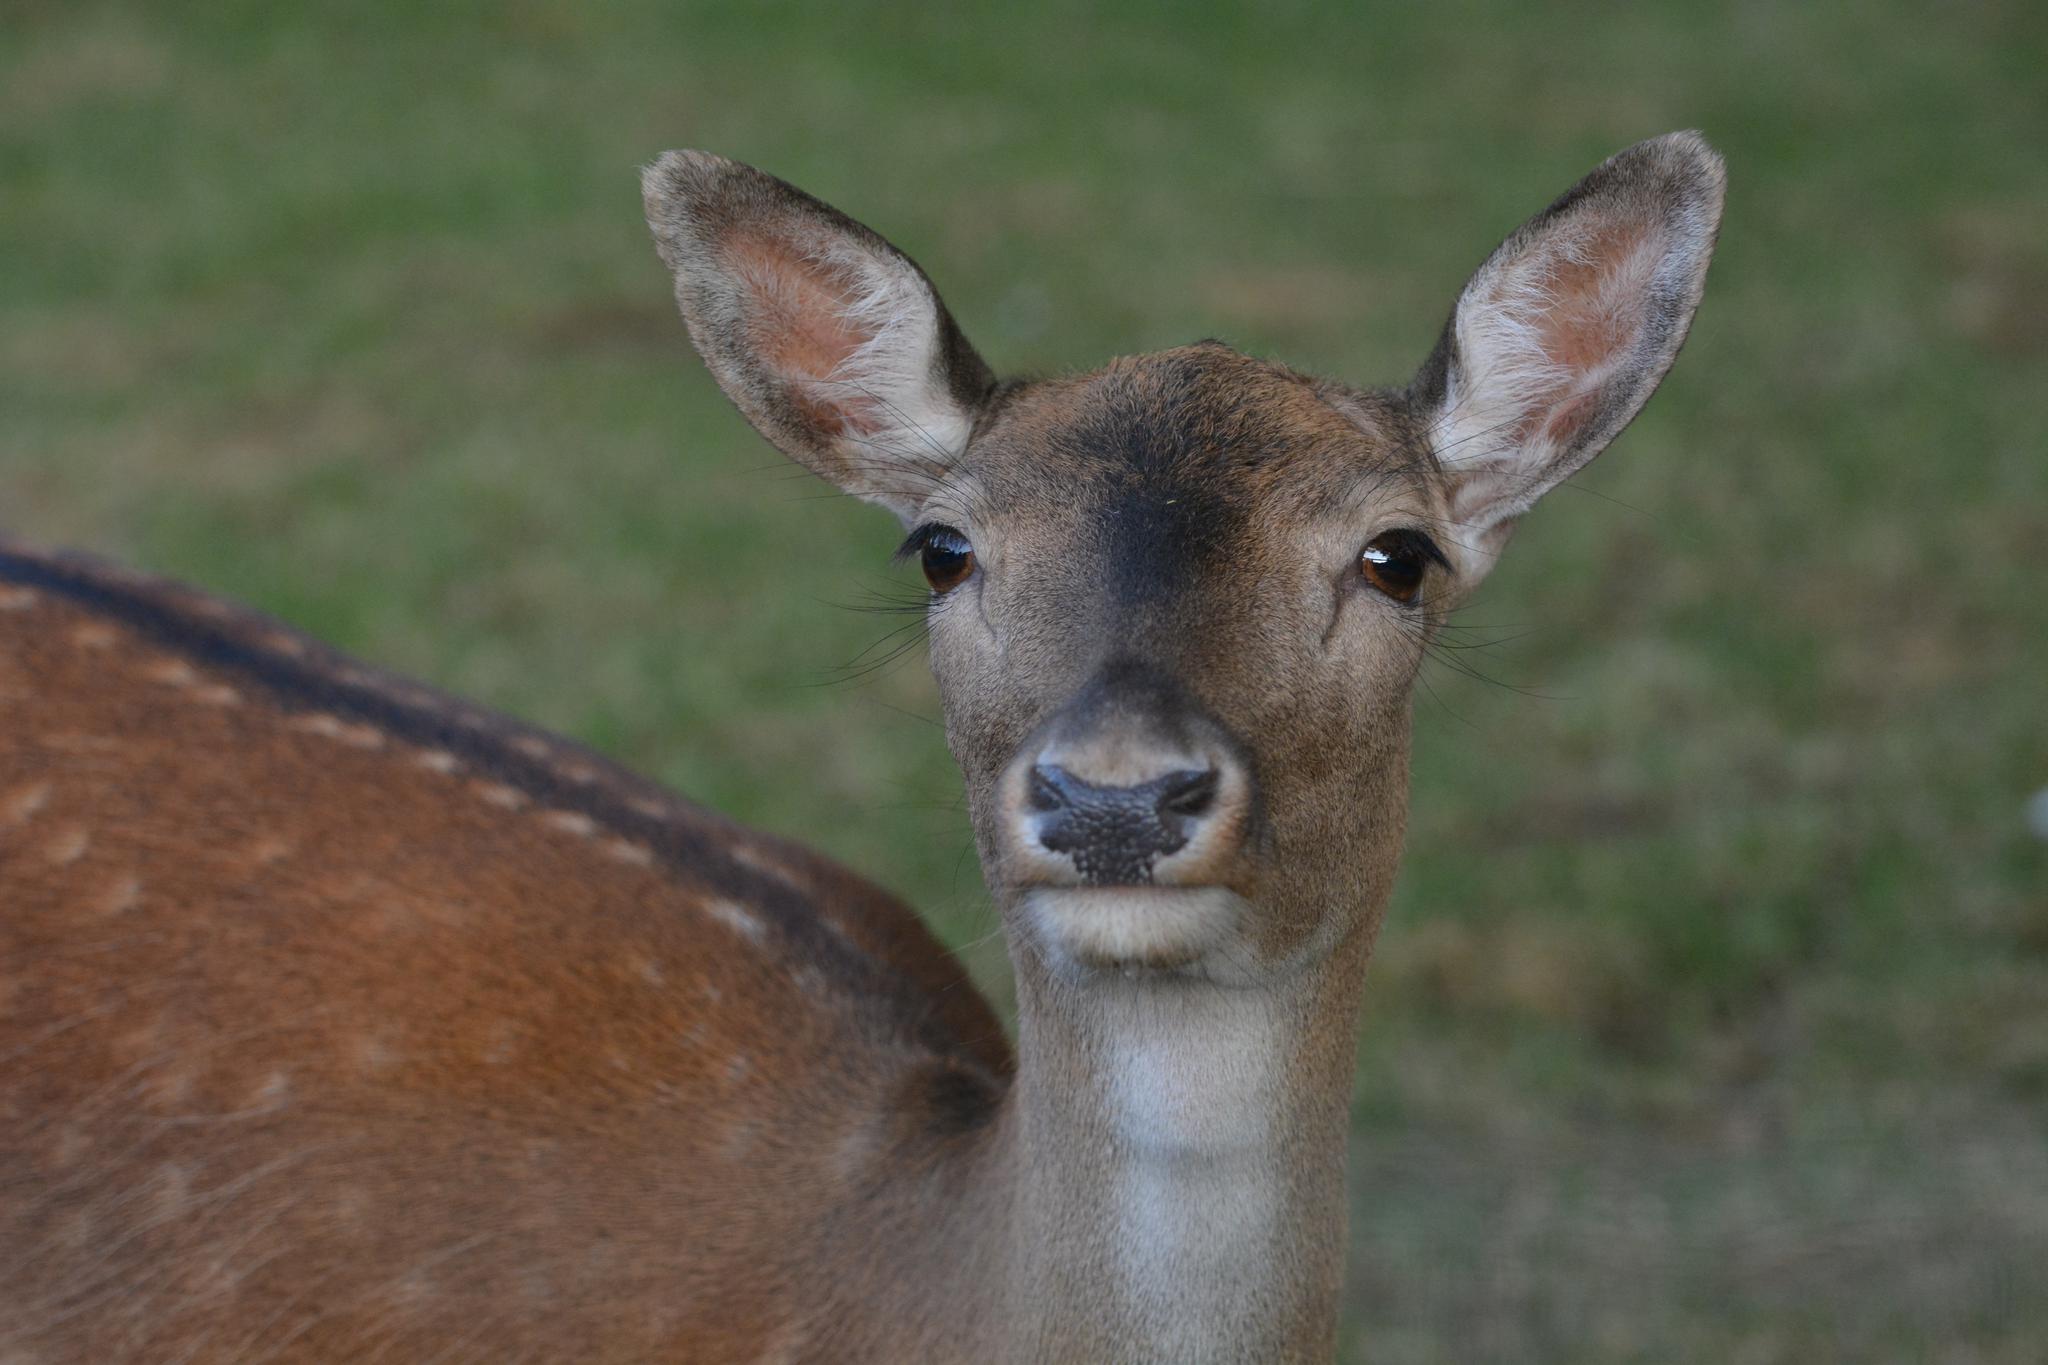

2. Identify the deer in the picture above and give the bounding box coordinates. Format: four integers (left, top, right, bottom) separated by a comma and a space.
0, 132, 1723, 1362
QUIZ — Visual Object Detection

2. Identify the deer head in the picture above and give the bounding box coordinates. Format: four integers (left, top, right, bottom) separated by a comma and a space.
645, 134, 1723, 997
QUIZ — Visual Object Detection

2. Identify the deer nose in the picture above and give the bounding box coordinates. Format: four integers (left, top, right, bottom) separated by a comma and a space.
1027, 763, 1220, 886
998, 658, 1256, 889
1016, 754, 1248, 887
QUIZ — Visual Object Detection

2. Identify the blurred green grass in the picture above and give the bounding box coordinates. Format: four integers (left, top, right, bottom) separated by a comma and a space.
4, 1, 2045, 1359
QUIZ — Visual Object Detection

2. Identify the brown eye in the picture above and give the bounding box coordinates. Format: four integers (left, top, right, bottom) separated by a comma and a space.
1359, 530, 1441, 605
916, 526, 976, 595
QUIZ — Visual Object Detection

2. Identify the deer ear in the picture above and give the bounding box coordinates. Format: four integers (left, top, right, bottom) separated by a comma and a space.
644, 151, 995, 522
1413, 132, 1725, 584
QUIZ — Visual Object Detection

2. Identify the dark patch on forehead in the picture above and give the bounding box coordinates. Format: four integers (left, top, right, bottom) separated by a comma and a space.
1095, 482, 1235, 607
1058, 349, 1301, 603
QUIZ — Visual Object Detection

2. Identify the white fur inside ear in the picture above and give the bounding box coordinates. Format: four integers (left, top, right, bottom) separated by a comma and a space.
815, 242, 974, 464
646, 149, 995, 519
732, 231, 971, 475
1416, 133, 1724, 589
1434, 214, 1668, 509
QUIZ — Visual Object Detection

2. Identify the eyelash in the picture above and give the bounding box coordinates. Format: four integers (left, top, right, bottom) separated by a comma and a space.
893, 524, 952, 564
898, 523, 977, 595
1384, 529, 1451, 573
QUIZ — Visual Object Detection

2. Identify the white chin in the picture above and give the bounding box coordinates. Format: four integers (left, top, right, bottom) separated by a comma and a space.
1023, 886, 1246, 971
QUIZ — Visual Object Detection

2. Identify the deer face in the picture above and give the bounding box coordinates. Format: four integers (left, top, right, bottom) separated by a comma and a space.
907, 348, 1442, 976
646, 135, 1723, 982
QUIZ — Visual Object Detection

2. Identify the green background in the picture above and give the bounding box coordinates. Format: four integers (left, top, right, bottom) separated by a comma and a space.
5, 2, 2044, 1358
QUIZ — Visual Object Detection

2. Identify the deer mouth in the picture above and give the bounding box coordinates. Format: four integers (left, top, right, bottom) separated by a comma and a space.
1021, 885, 1248, 973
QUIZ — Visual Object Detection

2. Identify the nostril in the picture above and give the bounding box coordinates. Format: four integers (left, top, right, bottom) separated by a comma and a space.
1156, 768, 1219, 822
1026, 765, 1069, 813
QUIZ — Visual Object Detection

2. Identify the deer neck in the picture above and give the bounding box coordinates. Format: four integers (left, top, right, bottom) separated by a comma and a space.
994, 930, 1372, 1363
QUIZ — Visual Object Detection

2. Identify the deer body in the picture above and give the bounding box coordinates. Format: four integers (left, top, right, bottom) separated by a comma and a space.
1, 134, 1722, 1361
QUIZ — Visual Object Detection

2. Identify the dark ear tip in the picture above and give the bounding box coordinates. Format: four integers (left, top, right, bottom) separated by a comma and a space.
1618, 131, 1728, 215
641, 149, 743, 222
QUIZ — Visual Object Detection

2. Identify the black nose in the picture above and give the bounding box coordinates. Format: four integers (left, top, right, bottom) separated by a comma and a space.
1027, 764, 1219, 886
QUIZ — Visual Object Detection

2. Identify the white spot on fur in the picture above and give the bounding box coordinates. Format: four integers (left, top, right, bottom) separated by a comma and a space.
45, 824, 89, 865
254, 1070, 292, 1107
70, 621, 118, 649
414, 749, 460, 774
263, 630, 308, 657
0, 587, 38, 611
193, 682, 240, 706
604, 836, 654, 866
1, 781, 50, 827
628, 796, 670, 820
292, 713, 385, 748
97, 874, 141, 915
636, 957, 665, 986
246, 834, 293, 866
731, 843, 805, 887
512, 736, 551, 760
541, 809, 597, 838
558, 762, 599, 785
143, 656, 198, 686
49, 1125, 88, 1167
706, 898, 767, 944
720, 1120, 757, 1161
147, 1066, 196, 1109
473, 782, 527, 809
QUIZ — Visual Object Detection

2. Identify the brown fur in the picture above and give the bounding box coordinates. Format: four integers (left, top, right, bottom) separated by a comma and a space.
1, 133, 1723, 1362
0, 553, 1006, 1361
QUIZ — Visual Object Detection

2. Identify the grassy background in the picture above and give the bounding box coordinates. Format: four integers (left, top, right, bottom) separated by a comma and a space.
5, 1, 2045, 1359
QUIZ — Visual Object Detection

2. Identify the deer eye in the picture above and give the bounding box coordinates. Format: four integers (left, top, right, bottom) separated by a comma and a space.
904, 524, 976, 595
1359, 529, 1444, 605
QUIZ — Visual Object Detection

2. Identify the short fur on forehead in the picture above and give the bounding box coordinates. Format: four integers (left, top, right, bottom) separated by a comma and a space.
1415, 131, 1725, 579
643, 150, 995, 521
